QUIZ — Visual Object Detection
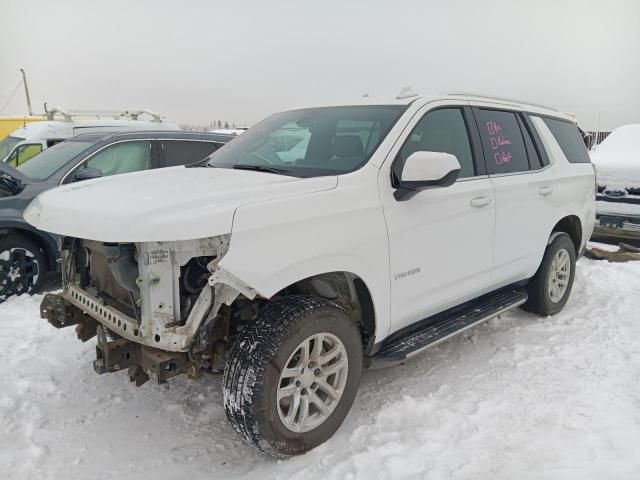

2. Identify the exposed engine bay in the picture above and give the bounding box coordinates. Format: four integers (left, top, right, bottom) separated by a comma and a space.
41, 234, 264, 381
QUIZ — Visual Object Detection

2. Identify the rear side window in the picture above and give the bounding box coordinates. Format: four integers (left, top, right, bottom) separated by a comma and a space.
161, 140, 220, 167
542, 118, 591, 163
475, 109, 529, 174
517, 115, 543, 169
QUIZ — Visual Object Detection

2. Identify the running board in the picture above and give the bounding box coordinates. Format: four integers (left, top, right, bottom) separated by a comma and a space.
367, 289, 527, 368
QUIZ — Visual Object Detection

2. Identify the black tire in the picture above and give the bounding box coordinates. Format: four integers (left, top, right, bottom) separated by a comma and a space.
523, 232, 576, 315
223, 295, 363, 457
0, 234, 46, 304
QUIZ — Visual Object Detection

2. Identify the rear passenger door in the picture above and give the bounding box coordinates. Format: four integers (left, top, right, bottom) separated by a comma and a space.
158, 140, 221, 168
471, 106, 557, 286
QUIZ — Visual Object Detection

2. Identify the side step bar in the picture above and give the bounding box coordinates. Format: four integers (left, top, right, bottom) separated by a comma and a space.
367, 288, 527, 368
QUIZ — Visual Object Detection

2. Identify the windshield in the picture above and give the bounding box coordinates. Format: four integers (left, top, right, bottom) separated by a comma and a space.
17, 140, 94, 180
206, 106, 406, 176
0, 136, 24, 161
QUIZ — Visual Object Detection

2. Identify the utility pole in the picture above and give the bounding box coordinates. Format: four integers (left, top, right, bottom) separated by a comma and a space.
19, 68, 33, 116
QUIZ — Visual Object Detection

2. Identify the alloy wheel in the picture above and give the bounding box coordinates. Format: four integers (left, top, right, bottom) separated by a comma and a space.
548, 248, 570, 303
277, 332, 349, 433
0, 248, 40, 301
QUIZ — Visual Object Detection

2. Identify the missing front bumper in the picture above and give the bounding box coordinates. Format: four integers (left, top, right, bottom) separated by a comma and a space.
94, 326, 195, 386
41, 293, 198, 386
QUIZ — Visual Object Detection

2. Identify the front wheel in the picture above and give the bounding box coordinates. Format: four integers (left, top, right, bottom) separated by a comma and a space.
523, 232, 576, 315
223, 296, 363, 457
0, 235, 46, 304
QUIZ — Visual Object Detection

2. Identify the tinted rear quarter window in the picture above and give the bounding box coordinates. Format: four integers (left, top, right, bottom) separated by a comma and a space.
161, 140, 220, 167
517, 115, 543, 169
475, 109, 529, 174
542, 118, 591, 163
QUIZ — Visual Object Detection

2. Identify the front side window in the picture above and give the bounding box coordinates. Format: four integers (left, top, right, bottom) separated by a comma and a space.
17, 140, 93, 180
0, 135, 23, 161
475, 109, 529, 174
7, 144, 42, 167
206, 106, 406, 176
76, 141, 151, 179
397, 108, 476, 179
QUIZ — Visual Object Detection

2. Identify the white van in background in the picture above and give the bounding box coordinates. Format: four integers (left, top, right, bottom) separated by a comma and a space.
0, 107, 179, 167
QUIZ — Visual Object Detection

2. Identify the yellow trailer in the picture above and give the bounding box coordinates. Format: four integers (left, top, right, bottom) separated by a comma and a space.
0, 116, 46, 141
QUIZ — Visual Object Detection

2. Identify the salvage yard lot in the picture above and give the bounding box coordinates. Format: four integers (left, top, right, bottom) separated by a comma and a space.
1, 257, 640, 480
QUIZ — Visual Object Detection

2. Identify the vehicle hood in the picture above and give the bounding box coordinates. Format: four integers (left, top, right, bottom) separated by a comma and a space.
591, 150, 640, 190
591, 124, 640, 189
23, 166, 337, 242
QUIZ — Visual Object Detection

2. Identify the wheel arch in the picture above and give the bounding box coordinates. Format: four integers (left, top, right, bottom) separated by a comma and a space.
272, 271, 378, 354
551, 215, 582, 253
0, 222, 58, 271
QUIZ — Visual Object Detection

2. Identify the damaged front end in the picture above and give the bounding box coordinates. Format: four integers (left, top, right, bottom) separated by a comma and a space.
41, 235, 259, 385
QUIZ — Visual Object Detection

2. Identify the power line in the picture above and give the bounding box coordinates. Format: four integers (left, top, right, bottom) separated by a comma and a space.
0, 76, 21, 97
0, 80, 23, 114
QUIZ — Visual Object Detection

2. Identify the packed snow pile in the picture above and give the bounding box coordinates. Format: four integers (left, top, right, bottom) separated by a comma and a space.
2, 258, 640, 479
591, 124, 640, 188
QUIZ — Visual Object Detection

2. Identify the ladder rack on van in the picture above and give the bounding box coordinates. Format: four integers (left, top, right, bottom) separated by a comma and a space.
44, 105, 164, 122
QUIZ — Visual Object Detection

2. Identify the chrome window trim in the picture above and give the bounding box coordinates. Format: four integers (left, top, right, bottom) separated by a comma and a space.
456, 174, 490, 183
488, 163, 552, 179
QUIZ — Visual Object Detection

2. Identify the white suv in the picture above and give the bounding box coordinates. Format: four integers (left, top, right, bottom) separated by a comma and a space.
26, 93, 595, 457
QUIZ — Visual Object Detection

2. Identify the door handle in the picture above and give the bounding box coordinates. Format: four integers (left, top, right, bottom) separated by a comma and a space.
538, 186, 554, 196
470, 196, 492, 208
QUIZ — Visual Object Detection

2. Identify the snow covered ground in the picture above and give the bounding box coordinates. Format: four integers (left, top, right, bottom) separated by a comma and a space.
2, 257, 640, 480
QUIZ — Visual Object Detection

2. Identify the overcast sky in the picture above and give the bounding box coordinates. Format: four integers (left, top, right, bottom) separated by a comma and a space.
1, 0, 638, 130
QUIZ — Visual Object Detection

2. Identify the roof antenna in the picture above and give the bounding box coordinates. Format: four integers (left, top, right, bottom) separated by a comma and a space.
396, 86, 418, 99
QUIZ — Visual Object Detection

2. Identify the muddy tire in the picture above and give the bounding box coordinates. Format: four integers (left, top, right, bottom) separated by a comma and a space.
223, 295, 363, 457
0, 234, 46, 304
523, 232, 576, 315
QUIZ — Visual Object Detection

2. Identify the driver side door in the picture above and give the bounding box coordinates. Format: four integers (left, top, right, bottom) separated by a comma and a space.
381, 104, 495, 332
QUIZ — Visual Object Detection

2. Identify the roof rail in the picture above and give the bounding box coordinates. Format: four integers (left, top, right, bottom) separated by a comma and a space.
44, 105, 164, 122
443, 92, 558, 112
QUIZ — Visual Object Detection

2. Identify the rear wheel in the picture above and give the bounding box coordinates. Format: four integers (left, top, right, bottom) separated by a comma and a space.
223, 295, 363, 457
0, 235, 46, 304
523, 232, 576, 315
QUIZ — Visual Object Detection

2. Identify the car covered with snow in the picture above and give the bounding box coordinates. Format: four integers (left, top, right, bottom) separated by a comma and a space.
26, 93, 595, 457
590, 124, 640, 241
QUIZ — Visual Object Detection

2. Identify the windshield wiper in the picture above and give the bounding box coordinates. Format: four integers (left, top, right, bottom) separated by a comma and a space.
231, 164, 294, 176
0, 173, 23, 195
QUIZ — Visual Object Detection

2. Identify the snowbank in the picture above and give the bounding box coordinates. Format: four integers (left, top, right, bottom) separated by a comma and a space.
591, 124, 640, 188
2, 259, 640, 479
